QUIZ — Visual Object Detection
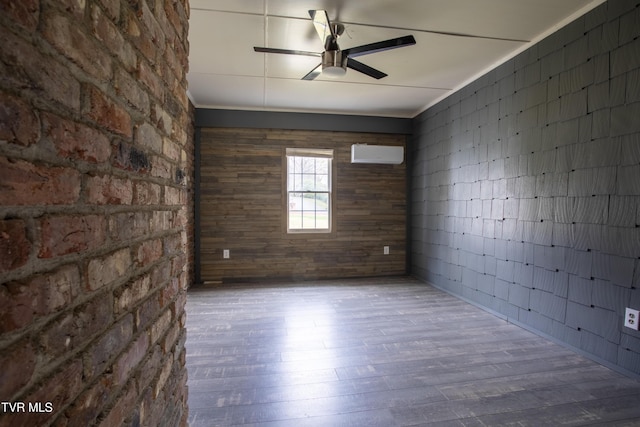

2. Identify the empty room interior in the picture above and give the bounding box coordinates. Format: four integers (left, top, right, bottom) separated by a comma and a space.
2, 0, 640, 426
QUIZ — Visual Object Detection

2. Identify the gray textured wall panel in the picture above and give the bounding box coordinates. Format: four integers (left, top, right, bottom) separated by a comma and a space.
508, 283, 531, 309
618, 349, 640, 374
611, 37, 640, 77
626, 68, 640, 103
592, 281, 631, 313
533, 267, 556, 293
621, 334, 640, 354
591, 253, 636, 287
617, 165, 640, 195
412, 1, 640, 376
581, 329, 618, 362
531, 289, 567, 322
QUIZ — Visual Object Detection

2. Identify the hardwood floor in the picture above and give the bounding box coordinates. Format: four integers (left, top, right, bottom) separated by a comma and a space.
185, 276, 640, 426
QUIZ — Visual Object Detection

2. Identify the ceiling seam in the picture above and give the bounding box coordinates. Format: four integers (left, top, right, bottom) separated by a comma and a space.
262, 0, 268, 109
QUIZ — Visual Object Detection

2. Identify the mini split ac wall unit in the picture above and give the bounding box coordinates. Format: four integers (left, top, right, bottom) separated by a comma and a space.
350, 144, 404, 165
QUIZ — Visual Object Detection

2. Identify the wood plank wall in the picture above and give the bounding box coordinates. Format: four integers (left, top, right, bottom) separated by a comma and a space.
199, 127, 406, 283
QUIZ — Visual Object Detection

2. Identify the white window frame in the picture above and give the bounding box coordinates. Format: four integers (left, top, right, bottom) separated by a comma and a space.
285, 148, 333, 234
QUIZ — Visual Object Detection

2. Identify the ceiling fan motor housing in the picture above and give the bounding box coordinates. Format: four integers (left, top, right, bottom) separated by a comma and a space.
322, 50, 347, 77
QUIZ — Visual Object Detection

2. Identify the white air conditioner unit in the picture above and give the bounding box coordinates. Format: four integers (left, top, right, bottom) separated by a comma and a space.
351, 144, 404, 165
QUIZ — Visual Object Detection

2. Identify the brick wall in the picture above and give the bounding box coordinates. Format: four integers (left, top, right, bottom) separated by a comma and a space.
411, 0, 640, 377
0, 0, 193, 426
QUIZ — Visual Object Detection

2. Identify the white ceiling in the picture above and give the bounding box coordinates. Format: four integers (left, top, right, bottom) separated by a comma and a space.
187, 0, 605, 118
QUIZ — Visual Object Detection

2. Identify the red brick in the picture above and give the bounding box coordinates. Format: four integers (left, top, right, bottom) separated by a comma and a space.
164, 0, 187, 38
0, 0, 192, 423
42, 11, 112, 81
160, 64, 178, 97
164, 185, 183, 205
163, 40, 183, 81
137, 1, 166, 55
96, 0, 120, 21
113, 141, 150, 173
0, 157, 81, 206
114, 332, 148, 386
150, 259, 171, 288
126, 14, 157, 64
158, 277, 179, 309
173, 88, 191, 121
0, 91, 40, 146
0, 219, 30, 273
39, 313, 75, 362
138, 60, 164, 101
164, 233, 183, 256
153, 357, 173, 398
151, 155, 172, 180
173, 207, 188, 228
135, 238, 162, 267
115, 275, 151, 314
26, 359, 84, 427
86, 174, 133, 205
151, 210, 172, 231
42, 112, 111, 163
97, 380, 138, 427
0, 338, 36, 398
41, 297, 113, 361
1, 265, 79, 333
0, 0, 39, 31
171, 253, 186, 277
138, 344, 161, 391
115, 66, 150, 113
57, 0, 86, 19
85, 85, 132, 138
160, 318, 180, 354
163, 137, 181, 161
75, 295, 113, 341
150, 308, 171, 347
151, 103, 172, 136
173, 293, 187, 324
135, 294, 160, 332
133, 180, 161, 205
108, 212, 149, 242
135, 122, 162, 153
0, 283, 31, 333
63, 376, 110, 427
86, 314, 134, 378
0, 25, 81, 111
87, 248, 131, 291
90, 4, 136, 71
172, 121, 188, 147
39, 215, 106, 258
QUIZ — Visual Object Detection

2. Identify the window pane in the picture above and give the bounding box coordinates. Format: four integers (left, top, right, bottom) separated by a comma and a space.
302, 174, 315, 191
316, 175, 328, 191
301, 195, 315, 229
316, 158, 328, 174
315, 193, 329, 229
286, 152, 332, 232
288, 192, 303, 229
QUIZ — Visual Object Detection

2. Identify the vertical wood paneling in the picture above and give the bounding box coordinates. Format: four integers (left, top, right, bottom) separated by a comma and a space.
199, 128, 406, 282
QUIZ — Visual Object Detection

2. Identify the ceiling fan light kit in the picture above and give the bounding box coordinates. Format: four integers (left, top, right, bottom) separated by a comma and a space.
254, 9, 416, 80
322, 50, 347, 77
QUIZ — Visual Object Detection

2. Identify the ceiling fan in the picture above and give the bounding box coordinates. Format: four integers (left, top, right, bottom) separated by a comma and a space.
254, 10, 416, 80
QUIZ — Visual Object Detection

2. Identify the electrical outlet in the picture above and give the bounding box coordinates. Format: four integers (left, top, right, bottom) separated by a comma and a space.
624, 308, 639, 330
383, 246, 390, 255
223, 249, 230, 259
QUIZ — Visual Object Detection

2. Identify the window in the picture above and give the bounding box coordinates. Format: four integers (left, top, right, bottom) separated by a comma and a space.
286, 148, 333, 233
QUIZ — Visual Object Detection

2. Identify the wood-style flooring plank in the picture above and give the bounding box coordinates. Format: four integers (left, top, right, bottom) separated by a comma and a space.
186, 277, 640, 426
